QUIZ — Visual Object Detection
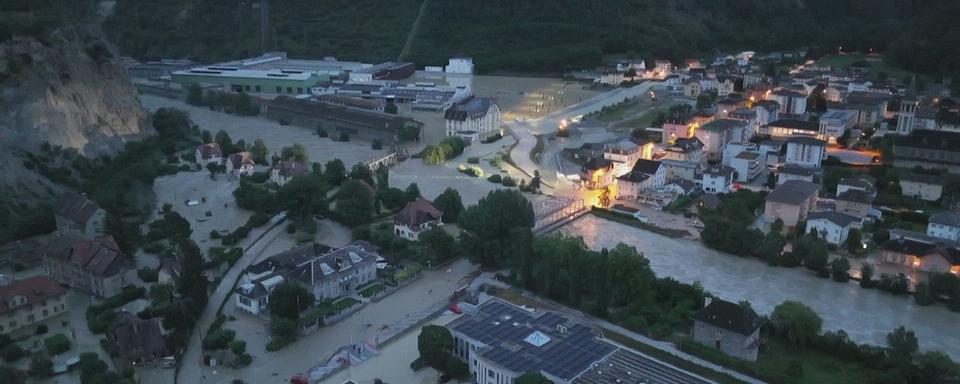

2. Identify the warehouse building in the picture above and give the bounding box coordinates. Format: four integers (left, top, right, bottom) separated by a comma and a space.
265, 96, 422, 143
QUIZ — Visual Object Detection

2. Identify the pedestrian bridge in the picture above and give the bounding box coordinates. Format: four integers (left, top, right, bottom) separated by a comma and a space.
533, 196, 587, 235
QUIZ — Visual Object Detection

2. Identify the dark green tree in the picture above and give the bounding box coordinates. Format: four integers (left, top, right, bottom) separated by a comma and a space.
418, 325, 454, 369
186, 84, 204, 106
268, 284, 315, 320
348, 163, 374, 185
433, 188, 464, 223
770, 300, 822, 347
419, 227, 457, 264
335, 180, 374, 226
324, 159, 347, 185
860, 264, 875, 288
829, 257, 851, 282
847, 228, 863, 254
280, 144, 309, 162
250, 139, 268, 164
30, 354, 53, 377
404, 183, 421, 202
887, 326, 919, 366
459, 190, 535, 268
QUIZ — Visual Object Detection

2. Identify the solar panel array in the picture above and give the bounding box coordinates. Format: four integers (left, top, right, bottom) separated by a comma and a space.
452, 300, 615, 381
572, 349, 714, 384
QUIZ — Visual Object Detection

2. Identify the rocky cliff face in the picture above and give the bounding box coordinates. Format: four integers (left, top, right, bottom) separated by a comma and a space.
0, 25, 148, 156
0, 25, 148, 202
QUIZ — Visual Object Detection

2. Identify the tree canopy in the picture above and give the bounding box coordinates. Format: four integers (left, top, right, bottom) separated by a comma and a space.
771, 300, 823, 347
459, 189, 535, 268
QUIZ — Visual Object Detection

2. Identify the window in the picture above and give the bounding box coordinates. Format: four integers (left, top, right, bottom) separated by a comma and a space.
276, 86, 282, 93
244, 85, 251, 92
287, 87, 293, 94
255, 85, 261, 92
27, 314, 34, 322
297, 87, 303, 94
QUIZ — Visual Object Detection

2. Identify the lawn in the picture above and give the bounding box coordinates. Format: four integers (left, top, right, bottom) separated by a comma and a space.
755, 340, 881, 384
358, 283, 385, 298
681, 337, 882, 384
332, 297, 360, 312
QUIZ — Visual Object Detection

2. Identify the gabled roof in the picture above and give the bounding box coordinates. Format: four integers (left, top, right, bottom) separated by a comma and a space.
701, 119, 747, 133
807, 211, 862, 228
444, 96, 497, 121
582, 157, 613, 171
395, 198, 443, 228
702, 165, 735, 178
273, 160, 309, 177
46, 234, 131, 277
692, 298, 765, 335
880, 238, 960, 265
837, 189, 874, 204
630, 159, 662, 175
930, 211, 960, 228
196, 143, 222, 159
228, 152, 255, 168
668, 137, 704, 153
106, 313, 168, 361
0, 276, 67, 316
55, 192, 102, 228
779, 164, 814, 176
767, 180, 819, 205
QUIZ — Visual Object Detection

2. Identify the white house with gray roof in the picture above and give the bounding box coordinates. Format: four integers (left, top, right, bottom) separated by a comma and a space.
806, 211, 863, 245
784, 136, 826, 169
444, 96, 501, 142
927, 212, 960, 242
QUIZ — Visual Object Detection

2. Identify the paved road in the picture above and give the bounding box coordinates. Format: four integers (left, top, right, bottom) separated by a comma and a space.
173, 221, 286, 384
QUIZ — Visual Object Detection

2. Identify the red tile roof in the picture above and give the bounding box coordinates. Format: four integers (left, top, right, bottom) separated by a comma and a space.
47, 234, 129, 276
55, 192, 101, 227
0, 276, 67, 315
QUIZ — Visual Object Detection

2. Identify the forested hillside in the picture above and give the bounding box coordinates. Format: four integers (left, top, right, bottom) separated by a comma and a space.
101, 0, 957, 76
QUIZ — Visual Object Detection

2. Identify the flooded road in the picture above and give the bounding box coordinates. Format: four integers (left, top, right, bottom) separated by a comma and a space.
557, 215, 960, 359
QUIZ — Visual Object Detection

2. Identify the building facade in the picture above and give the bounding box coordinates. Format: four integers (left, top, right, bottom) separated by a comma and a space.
43, 234, 134, 298
784, 137, 826, 169
394, 198, 444, 241
764, 180, 819, 226
0, 276, 69, 334
691, 298, 765, 362
927, 212, 960, 242
54, 192, 106, 240
444, 96, 502, 142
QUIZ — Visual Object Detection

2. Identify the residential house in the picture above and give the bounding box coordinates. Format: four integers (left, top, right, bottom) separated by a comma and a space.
879, 238, 960, 275
806, 211, 863, 245
899, 173, 943, 202
662, 137, 705, 166
444, 96, 502, 142
819, 110, 857, 144
54, 192, 106, 239
661, 114, 699, 144
0, 276, 69, 334
195, 143, 223, 165
727, 108, 760, 141
765, 119, 819, 138
894, 130, 960, 169
767, 89, 807, 115
927, 212, 960, 242
784, 136, 826, 169
777, 164, 815, 185
661, 159, 699, 182
759, 139, 785, 167
226, 152, 255, 178
580, 158, 615, 190
683, 78, 702, 98
615, 159, 664, 201
840, 92, 888, 128
696, 119, 747, 161
691, 298, 765, 362
717, 77, 736, 98
43, 234, 134, 298
836, 177, 876, 199
394, 198, 444, 241
836, 189, 874, 219
701, 165, 735, 194
596, 69, 624, 86
603, 139, 652, 177
764, 180, 819, 226
664, 179, 697, 196
106, 313, 169, 366
270, 160, 309, 186
235, 242, 379, 316
729, 151, 763, 182
753, 100, 780, 126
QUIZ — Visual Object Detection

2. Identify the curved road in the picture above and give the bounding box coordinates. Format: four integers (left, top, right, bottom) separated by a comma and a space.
175, 221, 287, 384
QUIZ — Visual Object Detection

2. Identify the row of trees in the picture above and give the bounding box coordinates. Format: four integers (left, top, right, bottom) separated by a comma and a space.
186, 85, 259, 116
769, 300, 958, 384
423, 137, 467, 165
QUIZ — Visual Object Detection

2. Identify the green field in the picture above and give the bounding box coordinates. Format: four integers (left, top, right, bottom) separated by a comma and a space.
815, 54, 928, 83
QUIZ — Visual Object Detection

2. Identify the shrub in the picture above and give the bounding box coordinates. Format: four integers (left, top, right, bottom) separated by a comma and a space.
501, 176, 516, 187
456, 164, 483, 177
35, 324, 48, 335
372, 140, 383, 150
487, 174, 502, 183
2, 344, 24, 362
44, 334, 71, 355
278, 118, 290, 126
137, 267, 159, 282
317, 128, 328, 137
467, 157, 479, 164
338, 132, 350, 142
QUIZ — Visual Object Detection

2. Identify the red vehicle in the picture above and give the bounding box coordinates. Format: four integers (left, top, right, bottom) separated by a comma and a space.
447, 304, 463, 314
290, 374, 309, 384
